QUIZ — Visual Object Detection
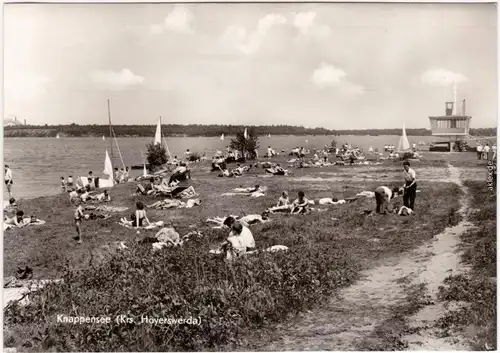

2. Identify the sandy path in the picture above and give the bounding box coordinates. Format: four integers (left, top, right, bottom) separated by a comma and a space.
260, 164, 473, 351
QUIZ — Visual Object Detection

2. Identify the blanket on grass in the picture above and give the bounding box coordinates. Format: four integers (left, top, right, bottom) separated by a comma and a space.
118, 219, 165, 230
147, 198, 201, 210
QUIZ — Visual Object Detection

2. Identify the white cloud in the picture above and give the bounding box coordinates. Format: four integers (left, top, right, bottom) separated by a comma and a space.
218, 13, 287, 55
293, 12, 331, 38
150, 6, 193, 35
311, 62, 364, 96
420, 68, 468, 86
293, 12, 316, 34
311, 62, 347, 87
90, 69, 144, 90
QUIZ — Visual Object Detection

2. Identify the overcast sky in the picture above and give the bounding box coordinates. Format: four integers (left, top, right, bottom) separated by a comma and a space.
4, 3, 497, 129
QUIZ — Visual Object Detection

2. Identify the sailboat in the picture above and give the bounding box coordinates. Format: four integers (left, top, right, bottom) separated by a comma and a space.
220, 133, 224, 141
102, 135, 106, 141
268, 134, 271, 138
244, 128, 248, 139
154, 116, 173, 161
396, 124, 411, 153
56, 133, 60, 139
99, 149, 115, 188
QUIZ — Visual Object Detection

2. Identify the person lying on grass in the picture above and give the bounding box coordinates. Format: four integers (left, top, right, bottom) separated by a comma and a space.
220, 222, 256, 260
4, 210, 25, 228
233, 184, 262, 193
89, 189, 111, 202
374, 186, 401, 215
231, 164, 246, 176
218, 166, 233, 178
290, 191, 310, 214
318, 196, 346, 205
266, 163, 287, 176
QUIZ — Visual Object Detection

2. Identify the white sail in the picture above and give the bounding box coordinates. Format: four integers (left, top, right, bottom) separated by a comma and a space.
154, 117, 162, 145
220, 133, 224, 141
244, 128, 248, 139
102, 135, 105, 141
143, 163, 147, 177
103, 150, 113, 177
268, 134, 271, 138
397, 124, 411, 152
56, 134, 60, 139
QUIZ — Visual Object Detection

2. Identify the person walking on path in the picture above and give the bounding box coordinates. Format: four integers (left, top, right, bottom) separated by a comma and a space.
403, 161, 417, 210
4, 165, 13, 199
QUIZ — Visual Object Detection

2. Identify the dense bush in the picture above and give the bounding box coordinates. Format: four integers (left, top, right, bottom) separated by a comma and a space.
4, 236, 358, 352
188, 152, 202, 162
230, 129, 259, 160
146, 143, 168, 171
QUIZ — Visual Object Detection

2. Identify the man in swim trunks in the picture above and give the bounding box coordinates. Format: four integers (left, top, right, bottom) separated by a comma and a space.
4, 165, 13, 199
74, 201, 84, 244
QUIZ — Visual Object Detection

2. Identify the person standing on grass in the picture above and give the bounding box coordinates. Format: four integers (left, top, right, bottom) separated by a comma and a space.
67, 175, 74, 189
74, 200, 84, 244
403, 161, 417, 210
4, 165, 13, 199
484, 143, 491, 161
476, 144, 483, 160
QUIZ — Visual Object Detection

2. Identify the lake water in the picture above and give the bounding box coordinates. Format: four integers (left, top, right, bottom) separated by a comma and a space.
1, 134, 477, 200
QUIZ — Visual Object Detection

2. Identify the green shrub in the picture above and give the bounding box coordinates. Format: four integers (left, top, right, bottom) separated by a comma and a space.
229, 129, 259, 160
146, 143, 168, 171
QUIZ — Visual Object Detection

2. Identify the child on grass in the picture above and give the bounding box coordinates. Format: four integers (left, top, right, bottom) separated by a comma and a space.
291, 191, 309, 214
74, 200, 84, 244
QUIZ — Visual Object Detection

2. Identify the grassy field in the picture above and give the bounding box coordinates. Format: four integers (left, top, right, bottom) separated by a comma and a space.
2, 156, 487, 351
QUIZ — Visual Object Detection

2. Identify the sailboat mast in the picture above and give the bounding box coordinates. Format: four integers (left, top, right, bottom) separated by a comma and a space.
107, 99, 114, 168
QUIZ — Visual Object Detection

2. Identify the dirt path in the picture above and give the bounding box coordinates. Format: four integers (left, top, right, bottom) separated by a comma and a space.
259, 164, 473, 351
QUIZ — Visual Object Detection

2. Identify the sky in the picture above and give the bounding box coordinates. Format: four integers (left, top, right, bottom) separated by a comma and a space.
4, 3, 498, 129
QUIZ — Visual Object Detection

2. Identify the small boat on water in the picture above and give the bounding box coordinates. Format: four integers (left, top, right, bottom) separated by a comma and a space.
56, 133, 60, 139
220, 133, 224, 141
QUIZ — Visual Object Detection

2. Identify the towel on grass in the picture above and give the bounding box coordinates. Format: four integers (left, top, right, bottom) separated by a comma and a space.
356, 191, 375, 198
148, 198, 202, 210
118, 219, 165, 230
318, 198, 347, 205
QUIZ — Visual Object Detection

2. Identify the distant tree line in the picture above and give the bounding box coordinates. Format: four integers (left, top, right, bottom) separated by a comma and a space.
3, 124, 496, 138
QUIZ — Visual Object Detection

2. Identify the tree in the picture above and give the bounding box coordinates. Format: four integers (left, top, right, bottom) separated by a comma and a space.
229, 129, 259, 160
146, 142, 168, 171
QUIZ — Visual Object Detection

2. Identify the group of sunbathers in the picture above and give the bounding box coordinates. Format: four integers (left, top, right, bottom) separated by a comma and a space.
267, 190, 311, 214
218, 163, 252, 177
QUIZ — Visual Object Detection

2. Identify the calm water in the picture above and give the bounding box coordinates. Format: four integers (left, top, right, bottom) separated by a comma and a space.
2, 134, 452, 199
